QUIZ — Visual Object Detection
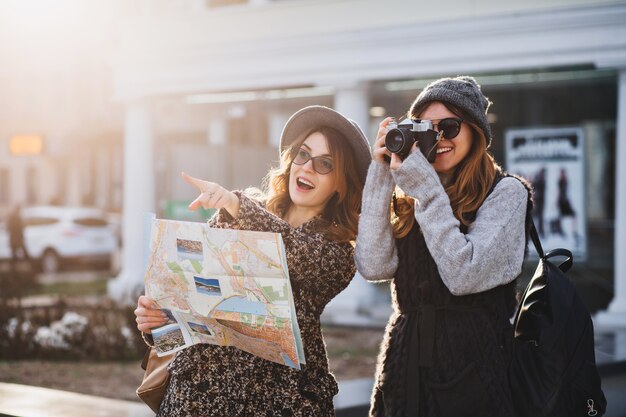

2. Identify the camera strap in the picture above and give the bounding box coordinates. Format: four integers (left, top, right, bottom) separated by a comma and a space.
392, 191, 399, 216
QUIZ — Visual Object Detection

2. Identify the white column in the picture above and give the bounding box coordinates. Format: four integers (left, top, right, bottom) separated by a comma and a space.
108, 101, 155, 305
65, 158, 82, 206
333, 82, 371, 140
96, 146, 110, 209
323, 82, 392, 326
9, 162, 26, 204
596, 68, 626, 328
208, 119, 227, 146
268, 111, 291, 148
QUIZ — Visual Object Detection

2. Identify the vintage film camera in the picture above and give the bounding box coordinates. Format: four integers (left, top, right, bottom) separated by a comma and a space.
384, 119, 439, 162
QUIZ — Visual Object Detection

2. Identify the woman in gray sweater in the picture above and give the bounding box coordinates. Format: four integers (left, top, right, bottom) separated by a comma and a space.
355, 76, 531, 417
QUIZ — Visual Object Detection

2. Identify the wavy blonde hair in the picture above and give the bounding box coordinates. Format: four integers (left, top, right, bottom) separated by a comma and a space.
392, 102, 500, 238
264, 127, 364, 242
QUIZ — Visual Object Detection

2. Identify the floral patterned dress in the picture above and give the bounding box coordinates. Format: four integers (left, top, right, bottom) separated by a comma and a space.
157, 192, 356, 417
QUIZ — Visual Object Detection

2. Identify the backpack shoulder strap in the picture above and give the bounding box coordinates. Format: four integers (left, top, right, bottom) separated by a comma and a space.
502, 171, 573, 270
499, 170, 536, 259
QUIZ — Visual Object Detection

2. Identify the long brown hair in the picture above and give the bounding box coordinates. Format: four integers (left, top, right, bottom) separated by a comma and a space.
392, 102, 500, 238
264, 127, 364, 242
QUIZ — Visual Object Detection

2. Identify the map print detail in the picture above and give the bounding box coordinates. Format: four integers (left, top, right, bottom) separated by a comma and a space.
144, 218, 305, 369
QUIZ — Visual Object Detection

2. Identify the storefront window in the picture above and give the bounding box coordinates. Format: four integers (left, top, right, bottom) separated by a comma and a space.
370, 68, 617, 301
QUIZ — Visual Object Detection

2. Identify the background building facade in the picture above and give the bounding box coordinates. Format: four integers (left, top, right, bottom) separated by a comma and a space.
1, 0, 624, 326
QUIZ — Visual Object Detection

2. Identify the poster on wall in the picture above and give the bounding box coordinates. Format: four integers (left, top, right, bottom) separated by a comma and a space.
505, 127, 586, 260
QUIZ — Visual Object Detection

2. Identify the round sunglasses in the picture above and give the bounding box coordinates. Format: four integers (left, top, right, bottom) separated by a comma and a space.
292, 148, 334, 175
431, 117, 464, 140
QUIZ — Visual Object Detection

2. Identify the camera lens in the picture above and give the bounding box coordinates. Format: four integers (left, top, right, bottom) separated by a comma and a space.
385, 129, 405, 153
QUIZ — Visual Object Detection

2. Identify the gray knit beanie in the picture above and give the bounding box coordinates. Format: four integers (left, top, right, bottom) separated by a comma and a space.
409, 76, 493, 148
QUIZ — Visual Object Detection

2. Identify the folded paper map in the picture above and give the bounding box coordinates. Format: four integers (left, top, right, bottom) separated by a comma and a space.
144, 218, 305, 369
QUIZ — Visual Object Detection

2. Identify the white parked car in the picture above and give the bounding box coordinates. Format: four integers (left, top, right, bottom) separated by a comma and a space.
0, 206, 118, 273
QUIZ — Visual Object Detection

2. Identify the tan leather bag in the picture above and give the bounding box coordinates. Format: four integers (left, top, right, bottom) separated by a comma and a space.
136, 347, 174, 413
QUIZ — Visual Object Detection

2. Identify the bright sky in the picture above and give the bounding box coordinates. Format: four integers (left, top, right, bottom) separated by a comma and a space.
0, 0, 119, 71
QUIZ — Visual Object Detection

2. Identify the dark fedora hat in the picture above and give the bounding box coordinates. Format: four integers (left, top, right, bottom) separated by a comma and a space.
279, 105, 372, 183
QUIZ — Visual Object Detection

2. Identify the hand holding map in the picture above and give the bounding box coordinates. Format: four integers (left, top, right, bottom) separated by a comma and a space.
143, 218, 305, 369
135, 295, 169, 333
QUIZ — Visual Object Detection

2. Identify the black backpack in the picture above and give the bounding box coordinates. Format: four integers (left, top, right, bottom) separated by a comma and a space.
509, 220, 607, 417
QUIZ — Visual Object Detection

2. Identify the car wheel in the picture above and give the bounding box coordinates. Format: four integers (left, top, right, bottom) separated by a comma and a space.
41, 249, 61, 274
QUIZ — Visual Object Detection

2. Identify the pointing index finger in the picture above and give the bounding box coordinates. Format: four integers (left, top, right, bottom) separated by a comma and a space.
181, 172, 206, 192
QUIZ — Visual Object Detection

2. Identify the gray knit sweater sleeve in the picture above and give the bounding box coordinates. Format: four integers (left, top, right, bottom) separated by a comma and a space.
392, 151, 529, 295
355, 161, 398, 281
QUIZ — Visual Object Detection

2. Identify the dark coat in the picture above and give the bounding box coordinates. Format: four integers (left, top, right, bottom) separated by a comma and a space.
370, 173, 532, 417
158, 192, 355, 417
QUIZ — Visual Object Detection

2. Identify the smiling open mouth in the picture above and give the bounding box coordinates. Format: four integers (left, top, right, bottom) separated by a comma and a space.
297, 177, 315, 190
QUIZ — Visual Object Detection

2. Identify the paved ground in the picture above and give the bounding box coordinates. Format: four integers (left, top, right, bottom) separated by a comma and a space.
1, 261, 622, 416
0, 325, 384, 402
0, 382, 153, 417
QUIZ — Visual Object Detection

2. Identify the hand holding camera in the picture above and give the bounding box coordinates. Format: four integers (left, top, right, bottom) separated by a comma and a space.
384, 119, 440, 163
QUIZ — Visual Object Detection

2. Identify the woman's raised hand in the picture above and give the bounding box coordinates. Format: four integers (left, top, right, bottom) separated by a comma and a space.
134, 295, 167, 334
372, 117, 394, 165
373, 117, 417, 171
181, 172, 240, 218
